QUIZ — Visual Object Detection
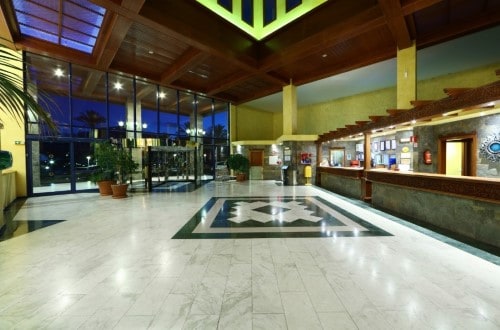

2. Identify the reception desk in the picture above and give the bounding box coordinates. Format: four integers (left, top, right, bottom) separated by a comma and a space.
317, 167, 500, 249
317, 166, 364, 199
1, 170, 16, 210
366, 169, 500, 249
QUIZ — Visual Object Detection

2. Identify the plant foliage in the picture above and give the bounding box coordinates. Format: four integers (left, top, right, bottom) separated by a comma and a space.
0, 44, 56, 132
227, 153, 249, 174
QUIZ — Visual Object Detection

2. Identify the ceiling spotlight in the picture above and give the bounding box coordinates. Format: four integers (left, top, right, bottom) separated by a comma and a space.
411, 119, 416, 124
322, 54, 327, 58
114, 81, 123, 90
54, 68, 64, 77
148, 50, 154, 55
158, 92, 166, 99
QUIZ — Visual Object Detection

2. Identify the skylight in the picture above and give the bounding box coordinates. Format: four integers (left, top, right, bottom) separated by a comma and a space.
13, 0, 106, 54
198, 0, 326, 40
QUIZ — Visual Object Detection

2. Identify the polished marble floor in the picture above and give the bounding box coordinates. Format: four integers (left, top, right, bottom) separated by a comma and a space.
0, 180, 499, 329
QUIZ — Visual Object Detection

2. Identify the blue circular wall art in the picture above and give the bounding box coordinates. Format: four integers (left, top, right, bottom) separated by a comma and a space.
480, 133, 500, 162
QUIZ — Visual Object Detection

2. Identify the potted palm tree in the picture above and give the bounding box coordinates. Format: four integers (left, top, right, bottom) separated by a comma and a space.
90, 141, 117, 195
227, 153, 249, 181
111, 147, 139, 199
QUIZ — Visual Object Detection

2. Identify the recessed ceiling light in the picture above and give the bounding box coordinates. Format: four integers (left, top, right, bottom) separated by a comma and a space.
54, 68, 64, 77
322, 54, 327, 58
114, 81, 123, 90
148, 50, 154, 55
158, 92, 166, 99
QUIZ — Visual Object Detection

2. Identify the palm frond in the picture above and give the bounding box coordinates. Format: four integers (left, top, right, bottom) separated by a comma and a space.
0, 45, 57, 132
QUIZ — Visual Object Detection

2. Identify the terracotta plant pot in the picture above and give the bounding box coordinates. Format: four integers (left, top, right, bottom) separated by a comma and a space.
111, 183, 129, 199
236, 173, 246, 181
97, 180, 114, 196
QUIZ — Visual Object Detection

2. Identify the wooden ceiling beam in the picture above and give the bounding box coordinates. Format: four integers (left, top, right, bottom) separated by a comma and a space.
81, 71, 105, 96
259, 5, 386, 72
416, 8, 500, 49
92, 0, 145, 71
444, 88, 472, 97
356, 121, 370, 126
160, 47, 209, 84
386, 109, 409, 116
13, 37, 93, 65
377, 0, 412, 49
411, 100, 434, 107
369, 115, 385, 122
400, 0, 444, 16
131, 0, 259, 69
206, 72, 254, 97
136, 85, 156, 100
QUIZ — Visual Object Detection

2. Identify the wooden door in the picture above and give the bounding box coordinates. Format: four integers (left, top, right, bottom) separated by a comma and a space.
250, 150, 264, 166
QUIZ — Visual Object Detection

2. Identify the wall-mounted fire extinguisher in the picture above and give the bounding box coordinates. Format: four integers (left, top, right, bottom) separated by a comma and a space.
423, 149, 432, 164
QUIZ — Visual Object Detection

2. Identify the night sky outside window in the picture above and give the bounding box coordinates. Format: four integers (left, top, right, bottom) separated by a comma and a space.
242, 0, 253, 26
218, 0, 233, 12
286, 0, 302, 12
264, 0, 277, 26
12, 0, 106, 54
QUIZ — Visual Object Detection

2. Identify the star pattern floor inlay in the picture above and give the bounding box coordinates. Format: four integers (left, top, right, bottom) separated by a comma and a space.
172, 196, 392, 239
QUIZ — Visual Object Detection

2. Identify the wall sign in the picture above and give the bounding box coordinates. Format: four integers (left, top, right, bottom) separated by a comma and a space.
480, 133, 500, 162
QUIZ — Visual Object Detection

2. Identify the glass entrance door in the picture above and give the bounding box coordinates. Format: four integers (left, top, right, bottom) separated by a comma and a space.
31, 141, 72, 194
29, 141, 98, 195
75, 142, 98, 191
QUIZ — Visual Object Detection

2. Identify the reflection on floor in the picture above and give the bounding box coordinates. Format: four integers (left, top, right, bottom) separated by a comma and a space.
152, 182, 198, 193
0, 199, 65, 242
1, 181, 499, 329
33, 180, 97, 194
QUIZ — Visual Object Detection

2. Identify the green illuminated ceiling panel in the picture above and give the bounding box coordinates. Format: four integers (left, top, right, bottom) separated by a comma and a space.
197, 0, 327, 40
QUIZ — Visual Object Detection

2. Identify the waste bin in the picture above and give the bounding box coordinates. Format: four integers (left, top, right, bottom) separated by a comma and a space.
291, 169, 298, 186
281, 165, 289, 185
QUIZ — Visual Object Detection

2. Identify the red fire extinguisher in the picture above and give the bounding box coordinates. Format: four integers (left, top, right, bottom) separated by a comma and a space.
423, 149, 432, 164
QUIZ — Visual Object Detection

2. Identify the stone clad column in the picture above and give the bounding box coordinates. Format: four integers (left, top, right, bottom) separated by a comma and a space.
283, 83, 297, 135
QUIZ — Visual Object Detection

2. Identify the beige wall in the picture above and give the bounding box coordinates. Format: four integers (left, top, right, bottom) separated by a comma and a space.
273, 112, 283, 138
417, 62, 500, 100
233, 105, 276, 140
297, 87, 397, 135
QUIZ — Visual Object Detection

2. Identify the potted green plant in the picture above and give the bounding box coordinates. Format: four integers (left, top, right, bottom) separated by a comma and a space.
227, 153, 249, 181
90, 141, 118, 196
111, 147, 139, 198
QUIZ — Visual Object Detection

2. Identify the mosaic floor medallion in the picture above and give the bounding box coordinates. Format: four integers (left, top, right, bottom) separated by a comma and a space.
172, 196, 392, 239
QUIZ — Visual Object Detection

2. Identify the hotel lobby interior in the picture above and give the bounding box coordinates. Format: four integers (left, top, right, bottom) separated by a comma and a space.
0, 0, 500, 329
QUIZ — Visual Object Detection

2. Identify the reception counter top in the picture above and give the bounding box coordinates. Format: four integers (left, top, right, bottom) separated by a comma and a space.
317, 166, 364, 178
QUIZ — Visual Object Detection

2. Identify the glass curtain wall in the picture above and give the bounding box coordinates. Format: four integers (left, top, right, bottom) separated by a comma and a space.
24, 52, 229, 195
